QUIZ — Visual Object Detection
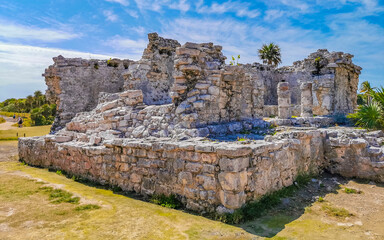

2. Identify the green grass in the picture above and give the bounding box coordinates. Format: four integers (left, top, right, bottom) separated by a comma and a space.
213, 173, 314, 224
75, 204, 101, 211
0, 117, 5, 123
321, 204, 353, 218
0, 125, 51, 140
318, 197, 325, 202
344, 187, 362, 194
149, 194, 182, 209
40, 186, 80, 204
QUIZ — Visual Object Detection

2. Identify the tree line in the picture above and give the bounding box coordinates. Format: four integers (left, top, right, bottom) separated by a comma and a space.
0, 90, 56, 126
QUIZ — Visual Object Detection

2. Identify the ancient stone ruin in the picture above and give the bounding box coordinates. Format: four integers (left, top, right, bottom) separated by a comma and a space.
19, 33, 384, 214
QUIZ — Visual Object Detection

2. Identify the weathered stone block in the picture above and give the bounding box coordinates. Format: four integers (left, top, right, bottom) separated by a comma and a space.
218, 171, 247, 192
219, 157, 249, 172
219, 190, 246, 209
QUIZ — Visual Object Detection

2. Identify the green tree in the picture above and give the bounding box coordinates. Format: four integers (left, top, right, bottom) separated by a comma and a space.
258, 43, 282, 67
34, 90, 43, 107
360, 81, 376, 104
26, 95, 34, 111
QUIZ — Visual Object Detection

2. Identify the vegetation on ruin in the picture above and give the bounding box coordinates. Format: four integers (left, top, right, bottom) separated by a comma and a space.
0, 90, 56, 126
348, 81, 384, 130
0, 117, 5, 124
230, 55, 240, 65
258, 43, 282, 67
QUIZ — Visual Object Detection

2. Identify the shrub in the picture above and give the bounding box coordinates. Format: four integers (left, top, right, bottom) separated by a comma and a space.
0, 117, 5, 124
149, 194, 182, 209
348, 83, 384, 130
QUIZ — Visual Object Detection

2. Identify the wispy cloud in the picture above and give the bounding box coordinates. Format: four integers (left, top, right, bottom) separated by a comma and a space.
0, 21, 79, 42
105, 0, 129, 6
104, 36, 147, 59
169, 0, 190, 12
197, 1, 260, 18
103, 10, 119, 22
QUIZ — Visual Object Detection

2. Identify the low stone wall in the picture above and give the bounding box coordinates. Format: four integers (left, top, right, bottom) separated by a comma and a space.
19, 129, 326, 213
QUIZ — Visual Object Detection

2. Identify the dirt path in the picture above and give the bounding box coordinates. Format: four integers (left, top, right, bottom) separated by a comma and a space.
0, 115, 17, 130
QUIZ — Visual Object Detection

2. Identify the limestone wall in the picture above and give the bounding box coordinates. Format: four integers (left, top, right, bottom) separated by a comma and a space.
44, 56, 131, 132
19, 129, 326, 212
19, 128, 384, 212
171, 42, 264, 128
325, 129, 384, 182
123, 33, 180, 105
280, 49, 361, 116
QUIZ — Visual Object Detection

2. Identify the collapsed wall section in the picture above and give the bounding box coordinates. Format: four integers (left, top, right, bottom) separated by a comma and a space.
123, 33, 180, 105
171, 42, 265, 129
279, 49, 361, 116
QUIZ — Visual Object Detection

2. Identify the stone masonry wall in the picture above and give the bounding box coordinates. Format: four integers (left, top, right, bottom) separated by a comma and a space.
171, 42, 264, 128
44, 56, 131, 132
19, 129, 326, 213
123, 33, 180, 105
280, 49, 361, 116
19, 128, 384, 212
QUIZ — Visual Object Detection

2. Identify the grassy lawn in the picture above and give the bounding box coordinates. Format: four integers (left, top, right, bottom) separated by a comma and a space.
0, 125, 51, 140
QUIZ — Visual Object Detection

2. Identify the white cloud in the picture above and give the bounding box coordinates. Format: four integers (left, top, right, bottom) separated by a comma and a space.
125, 9, 139, 18
197, 1, 260, 18
279, 0, 310, 12
0, 21, 79, 42
169, 0, 190, 12
103, 10, 119, 22
264, 9, 286, 21
104, 36, 147, 59
105, 0, 129, 6
131, 26, 147, 35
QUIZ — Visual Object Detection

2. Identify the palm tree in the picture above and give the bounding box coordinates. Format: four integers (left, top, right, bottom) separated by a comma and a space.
258, 43, 282, 67
360, 81, 376, 104
26, 95, 33, 111
34, 90, 43, 107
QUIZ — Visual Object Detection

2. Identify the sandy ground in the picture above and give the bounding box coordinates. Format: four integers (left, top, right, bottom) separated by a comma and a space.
0, 115, 17, 130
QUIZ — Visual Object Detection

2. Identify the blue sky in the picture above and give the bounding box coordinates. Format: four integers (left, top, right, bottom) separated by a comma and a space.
0, 0, 383, 101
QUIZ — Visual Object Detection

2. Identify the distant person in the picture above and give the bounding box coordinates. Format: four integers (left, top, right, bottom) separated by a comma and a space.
13, 114, 16, 120
18, 117, 23, 128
